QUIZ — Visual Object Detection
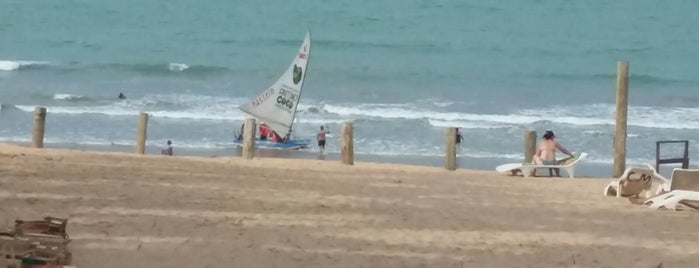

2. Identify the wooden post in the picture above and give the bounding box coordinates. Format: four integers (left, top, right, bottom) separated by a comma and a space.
524, 130, 537, 163
445, 127, 457, 170
135, 112, 148, 154
613, 61, 629, 178
32, 106, 47, 148
242, 118, 256, 160
341, 122, 354, 165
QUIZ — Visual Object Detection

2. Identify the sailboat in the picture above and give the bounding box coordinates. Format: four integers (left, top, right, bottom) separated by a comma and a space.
235, 31, 312, 150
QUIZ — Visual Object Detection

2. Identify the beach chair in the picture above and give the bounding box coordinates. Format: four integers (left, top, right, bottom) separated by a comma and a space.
643, 168, 699, 210
518, 152, 587, 178
603, 164, 669, 198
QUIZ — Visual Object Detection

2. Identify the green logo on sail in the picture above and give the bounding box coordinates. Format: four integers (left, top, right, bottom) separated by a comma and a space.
292, 64, 302, 84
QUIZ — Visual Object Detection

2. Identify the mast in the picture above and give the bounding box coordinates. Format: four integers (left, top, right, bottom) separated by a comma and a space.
286, 30, 311, 137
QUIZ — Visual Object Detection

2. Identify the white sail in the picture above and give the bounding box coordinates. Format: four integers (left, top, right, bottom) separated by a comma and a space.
239, 31, 311, 137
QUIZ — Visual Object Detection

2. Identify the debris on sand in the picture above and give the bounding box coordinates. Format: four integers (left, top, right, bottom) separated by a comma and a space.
0, 216, 74, 267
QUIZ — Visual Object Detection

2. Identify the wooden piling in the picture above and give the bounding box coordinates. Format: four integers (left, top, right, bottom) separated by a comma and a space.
32, 106, 47, 148
341, 122, 354, 165
242, 118, 256, 160
445, 127, 457, 170
524, 130, 537, 163
135, 112, 148, 154
613, 61, 629, 178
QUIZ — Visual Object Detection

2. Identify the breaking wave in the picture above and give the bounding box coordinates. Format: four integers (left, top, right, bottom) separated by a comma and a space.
0, 60, 52, 71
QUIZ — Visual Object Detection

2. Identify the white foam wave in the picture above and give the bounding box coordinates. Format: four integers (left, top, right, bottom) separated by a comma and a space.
14, 96, 699, 131
323, 103, 435, 120
109, 139, 223, 149
0, 136, 31, 143
53, 93, 88, 101
168, 62, 189, 72
16, 105, 133, 116
295, 118, 348, 125
324, 103, 592, 125
0, 60, 51, 71
296, 103, 317, 112
17, 105, 249, 121
17, 94, 251, 121
149, 110, 245, 121
325, 103, 699, 130
427, 119, 510, 129
432, 101, 453, 108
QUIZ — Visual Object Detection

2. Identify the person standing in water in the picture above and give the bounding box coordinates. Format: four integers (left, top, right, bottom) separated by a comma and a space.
317, 125, 329, 154
455, 128, 463, 145
161, 140, 173, 156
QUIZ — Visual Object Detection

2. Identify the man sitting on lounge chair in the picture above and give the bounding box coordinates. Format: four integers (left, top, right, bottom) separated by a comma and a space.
532, 130, 574, 176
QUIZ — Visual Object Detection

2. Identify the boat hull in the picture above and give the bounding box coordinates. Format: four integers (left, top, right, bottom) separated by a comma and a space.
233, 139, 311, 150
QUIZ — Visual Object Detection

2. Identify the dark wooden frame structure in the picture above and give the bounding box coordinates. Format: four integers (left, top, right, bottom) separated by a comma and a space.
655, 140, 689, 171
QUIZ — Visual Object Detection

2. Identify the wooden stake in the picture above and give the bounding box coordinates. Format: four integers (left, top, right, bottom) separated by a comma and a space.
242, 118, 256, 159
341, 122, 354, 165
613, 61, 629, 178
135, 112, 149, 154
524, 130, 536, 163
445, 127, 457, 170
32, 106, 47, 148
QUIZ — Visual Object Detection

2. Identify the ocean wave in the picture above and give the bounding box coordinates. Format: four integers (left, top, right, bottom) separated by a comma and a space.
15, 94, 251, 121
0, 60, 229, 76
0, 104, 24, 115
324, 102, 699, 130
539, 72, 696, 85
581, 130, 642, 138
318, 39, 445, 53
94, 62, 229, 76
323, 103, 456, 120
324, 103, 591, 125
168, 62, 189, 72
0, 60, 51, 71
53, 93, 90, 101
427, 119, 510, 129
16, 104, 248, 121
582, 46, 655, 57
11, 96, 699, 130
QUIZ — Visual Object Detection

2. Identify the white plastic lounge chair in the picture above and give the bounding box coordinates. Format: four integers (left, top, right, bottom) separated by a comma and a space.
496, 152, 587, 178
643, 168, 699, 210
603, 164, 670, 198
515, 152, 587, 178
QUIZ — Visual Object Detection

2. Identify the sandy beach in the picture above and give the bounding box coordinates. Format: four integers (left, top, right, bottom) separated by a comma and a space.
1, 143, 698, 267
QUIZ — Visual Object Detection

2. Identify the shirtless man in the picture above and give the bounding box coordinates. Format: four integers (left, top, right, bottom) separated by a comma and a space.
317, 125, 329, 153
533, 130, 573, 176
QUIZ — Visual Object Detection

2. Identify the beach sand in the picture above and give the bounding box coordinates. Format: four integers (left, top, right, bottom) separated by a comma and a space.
1, 143, 698, 267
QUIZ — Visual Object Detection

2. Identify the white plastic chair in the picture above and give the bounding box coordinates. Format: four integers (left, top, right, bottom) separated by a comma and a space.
519, 152, 588, 178
603, 164, 670, 198
643, 168, 699, 210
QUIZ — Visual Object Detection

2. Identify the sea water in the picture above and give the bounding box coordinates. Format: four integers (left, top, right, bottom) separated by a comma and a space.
1, 0, 698, 177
